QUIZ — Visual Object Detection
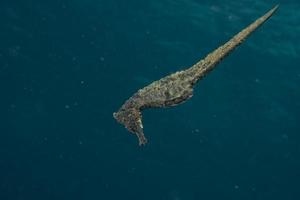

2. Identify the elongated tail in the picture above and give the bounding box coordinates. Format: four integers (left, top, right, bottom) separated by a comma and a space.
187, 5, 279, 84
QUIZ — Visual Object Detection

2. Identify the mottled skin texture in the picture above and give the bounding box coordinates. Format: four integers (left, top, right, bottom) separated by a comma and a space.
113, 5, 279, 146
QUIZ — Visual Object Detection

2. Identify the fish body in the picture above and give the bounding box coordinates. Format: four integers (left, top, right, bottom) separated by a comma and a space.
113, 5, 279, 146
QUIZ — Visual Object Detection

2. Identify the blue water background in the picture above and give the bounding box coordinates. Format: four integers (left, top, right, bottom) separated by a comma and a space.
1, 0, 300, 199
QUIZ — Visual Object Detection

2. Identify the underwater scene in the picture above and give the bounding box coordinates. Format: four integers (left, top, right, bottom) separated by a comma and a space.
1, 0, 300, 199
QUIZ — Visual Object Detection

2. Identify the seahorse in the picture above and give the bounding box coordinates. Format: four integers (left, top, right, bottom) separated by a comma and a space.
113, 5, 279, 146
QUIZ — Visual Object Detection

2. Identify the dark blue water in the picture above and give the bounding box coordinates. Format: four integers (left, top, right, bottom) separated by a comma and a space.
1, 0, 300, 199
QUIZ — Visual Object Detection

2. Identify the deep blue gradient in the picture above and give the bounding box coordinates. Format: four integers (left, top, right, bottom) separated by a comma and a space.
1, 0, 300, 200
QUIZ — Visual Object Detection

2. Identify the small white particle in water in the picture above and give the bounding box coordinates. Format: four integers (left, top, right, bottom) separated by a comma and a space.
8, 45, 21, 57
192, 129, 200, 134
210, 5, 221, 12
234, 185, 239, 189
80, 80, 85, 84
128, 167, 136, 173
100, 56, 105, 61
282, 134, 288, 140
65, 105, 70, 109
79, 140, 83, 145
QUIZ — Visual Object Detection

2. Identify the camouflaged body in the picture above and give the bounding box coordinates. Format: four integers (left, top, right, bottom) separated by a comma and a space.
113, 5, 279, 146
